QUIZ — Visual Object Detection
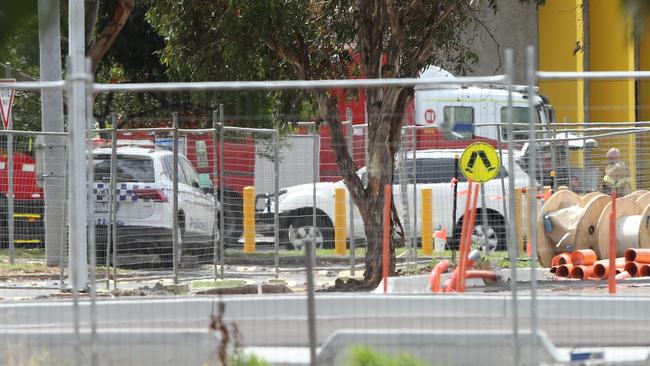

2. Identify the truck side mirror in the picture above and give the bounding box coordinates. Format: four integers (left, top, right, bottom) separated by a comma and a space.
34, 135, 44, 188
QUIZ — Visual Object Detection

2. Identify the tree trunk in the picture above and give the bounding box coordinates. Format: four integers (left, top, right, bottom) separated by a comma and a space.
321, 86, 410, 289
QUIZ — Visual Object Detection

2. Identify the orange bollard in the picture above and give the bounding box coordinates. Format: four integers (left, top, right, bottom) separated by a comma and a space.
382, 184, 391, 294
456, 180, 474, 292
458, 183, 480, 293
609, 191, 617, 294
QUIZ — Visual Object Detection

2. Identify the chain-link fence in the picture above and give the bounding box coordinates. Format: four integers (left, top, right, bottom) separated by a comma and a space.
0, 129, 69, 290
7, 48, 650, 366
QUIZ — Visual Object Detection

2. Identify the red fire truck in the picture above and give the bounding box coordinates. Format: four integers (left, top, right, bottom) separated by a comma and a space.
0, 149, 45, 247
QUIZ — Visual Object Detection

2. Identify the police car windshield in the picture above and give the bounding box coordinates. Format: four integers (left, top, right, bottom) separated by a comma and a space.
94, 155, 155, 182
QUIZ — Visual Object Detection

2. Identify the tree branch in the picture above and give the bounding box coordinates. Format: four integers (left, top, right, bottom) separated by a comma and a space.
408, 2, 462, 76
86, 0, 135, 74
0, 64, 37, 82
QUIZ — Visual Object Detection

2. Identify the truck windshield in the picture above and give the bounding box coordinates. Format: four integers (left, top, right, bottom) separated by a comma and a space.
500, 106, 545, 141
94, 155, 155, 182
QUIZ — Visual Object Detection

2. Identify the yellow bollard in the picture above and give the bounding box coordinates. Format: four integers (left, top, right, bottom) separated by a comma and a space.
334, 187, 347, 256
525, 188, 532, 257
421, 187, 433, 256
515, 187, 523, 257
243, 186, 256, 253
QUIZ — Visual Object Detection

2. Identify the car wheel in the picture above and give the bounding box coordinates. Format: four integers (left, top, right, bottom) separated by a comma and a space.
285, 215, 333, 251
451, 210, 507, 252
222, 190, 243, 245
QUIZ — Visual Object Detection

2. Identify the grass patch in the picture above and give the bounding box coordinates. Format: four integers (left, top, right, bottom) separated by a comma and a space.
347, 345, 427, 366
0, 261, 52, 275
0, 248, 45, 259
192, 279, 247, 290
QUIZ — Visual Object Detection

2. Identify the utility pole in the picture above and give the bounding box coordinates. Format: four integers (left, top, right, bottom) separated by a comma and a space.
38, 0, 67, 267
68, 0, 88, 290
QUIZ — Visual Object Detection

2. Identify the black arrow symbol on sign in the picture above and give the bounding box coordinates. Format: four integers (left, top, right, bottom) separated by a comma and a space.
465, 150, 496, 174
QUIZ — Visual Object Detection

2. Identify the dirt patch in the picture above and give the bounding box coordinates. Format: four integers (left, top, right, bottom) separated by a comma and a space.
318, 277, 373, 292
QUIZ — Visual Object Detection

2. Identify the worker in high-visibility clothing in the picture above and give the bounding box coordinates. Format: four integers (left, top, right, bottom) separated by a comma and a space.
603, 148, 631, 196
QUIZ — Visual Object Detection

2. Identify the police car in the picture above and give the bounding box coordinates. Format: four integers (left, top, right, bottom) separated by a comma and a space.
92, 146, 218, 267
256, 149, 530, 251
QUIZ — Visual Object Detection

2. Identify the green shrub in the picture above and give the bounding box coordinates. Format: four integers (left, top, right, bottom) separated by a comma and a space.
346, 346, 427, 366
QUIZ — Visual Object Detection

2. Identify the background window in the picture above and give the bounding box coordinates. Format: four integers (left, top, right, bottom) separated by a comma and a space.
442, 106, 474, 140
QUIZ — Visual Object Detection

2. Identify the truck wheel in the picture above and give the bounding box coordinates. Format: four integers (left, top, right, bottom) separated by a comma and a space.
284, 215, 334, 251
222, 190, 243, 245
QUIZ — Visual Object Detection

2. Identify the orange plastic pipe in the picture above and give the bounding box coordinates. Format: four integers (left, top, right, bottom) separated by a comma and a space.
615, 271, 631, 280
640, 264, 650, 277
593, 258, 626, 279
383, 184, 391, 294
551, 252, 572, 267
570, 265, 595, 280
429, 260, 450, 293
456, 180, 474, 292
570, 249, 597, 266
624, 248, 650, 264
609, 191, 617, 294
556, 264, 573, 277
465, 270, 498, 282
624, 261, 644, 277
458, 183, 480, 293
445, 257, 477, 292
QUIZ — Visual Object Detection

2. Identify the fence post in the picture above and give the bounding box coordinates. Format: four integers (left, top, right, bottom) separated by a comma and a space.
383, 184, 391, 294
312, 128, 318, 259
515, 187, 523, 256
273, 129, 280, 277
504, 48, 520, 366
7, 124, 14, 265
526, 45, 539, 365
109, 114, 118, 290
212, 109, 220, 280
346, 123, 356, 275
218, 104, 225, 279
172, 112, 180, 284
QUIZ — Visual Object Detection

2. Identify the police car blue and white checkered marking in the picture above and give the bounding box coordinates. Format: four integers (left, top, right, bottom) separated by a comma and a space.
93, 182, 153, 202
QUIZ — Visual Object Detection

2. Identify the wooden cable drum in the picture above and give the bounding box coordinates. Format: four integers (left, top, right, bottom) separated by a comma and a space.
635, 192, 650, 208
597, 194, 650, 258
537, 190, 609, 267
536, 191, 609, 267
625, 190, 649, 201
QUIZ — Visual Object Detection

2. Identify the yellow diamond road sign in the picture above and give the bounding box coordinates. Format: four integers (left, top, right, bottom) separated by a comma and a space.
460, 142, 500, 183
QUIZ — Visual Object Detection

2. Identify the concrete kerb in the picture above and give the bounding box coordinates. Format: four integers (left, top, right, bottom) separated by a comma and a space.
4, 294, 650, 328
0, 329, 217, 365
317, 329, 562, 366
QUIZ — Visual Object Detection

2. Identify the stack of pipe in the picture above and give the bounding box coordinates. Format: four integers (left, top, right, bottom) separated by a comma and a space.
551, 249, 633, 280
623, 248, 650, 277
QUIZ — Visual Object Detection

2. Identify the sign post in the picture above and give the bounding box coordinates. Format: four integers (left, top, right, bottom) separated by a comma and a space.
460, 142, 501, 253
1, 79, 16, 264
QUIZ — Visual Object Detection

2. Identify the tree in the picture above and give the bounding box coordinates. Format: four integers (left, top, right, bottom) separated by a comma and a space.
148, 0, 487, 288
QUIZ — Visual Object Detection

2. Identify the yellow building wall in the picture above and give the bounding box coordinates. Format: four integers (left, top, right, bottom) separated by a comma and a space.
538, 0, 585, 168
638, 16, 650, 189
588, 0, 637, 190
